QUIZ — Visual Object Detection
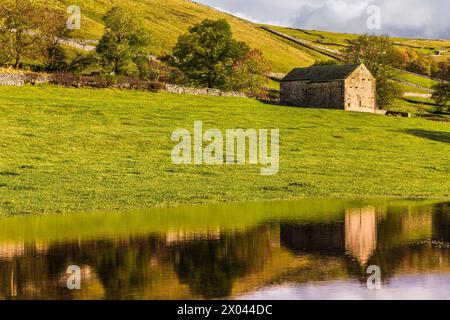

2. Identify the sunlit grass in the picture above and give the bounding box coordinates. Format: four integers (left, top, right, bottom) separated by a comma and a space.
396, 71, 439, 89
0, 85, 449, 215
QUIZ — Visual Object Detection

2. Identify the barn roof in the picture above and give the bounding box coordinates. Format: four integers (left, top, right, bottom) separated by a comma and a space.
281, 63, 362, 82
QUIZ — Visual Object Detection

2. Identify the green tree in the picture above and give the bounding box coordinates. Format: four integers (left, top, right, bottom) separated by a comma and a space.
96, 6, 155, 75
173, 19, 250, 88
432, 81, 450, 112
312, 60, 339, 66
344, 34, 403, 108
377, 80, 404, 109
431, 59, 450, 81
227, 49, 271, 93
0, 0, 42, 69
0, 32, 9, 67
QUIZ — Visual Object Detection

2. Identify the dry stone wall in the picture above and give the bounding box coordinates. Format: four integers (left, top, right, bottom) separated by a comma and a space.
0, 73, 249, 99
0, 73, 50, 86
165, 84, 248, 98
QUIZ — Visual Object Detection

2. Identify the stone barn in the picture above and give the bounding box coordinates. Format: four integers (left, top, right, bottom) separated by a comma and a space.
280, 63, 376, 113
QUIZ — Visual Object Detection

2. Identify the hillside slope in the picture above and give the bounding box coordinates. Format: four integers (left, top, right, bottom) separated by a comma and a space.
265, 25, 450, 60
50, 0, 315, 72
50, 1, 449, 79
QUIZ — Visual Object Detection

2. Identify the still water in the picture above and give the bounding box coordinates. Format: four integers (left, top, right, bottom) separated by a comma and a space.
0, 199, 449, 300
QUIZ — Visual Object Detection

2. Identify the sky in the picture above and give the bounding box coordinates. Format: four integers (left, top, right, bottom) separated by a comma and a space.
196, 0, 450, 39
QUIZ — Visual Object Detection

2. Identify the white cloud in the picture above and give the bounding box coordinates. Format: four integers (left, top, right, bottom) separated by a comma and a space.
197, 0, 450, 39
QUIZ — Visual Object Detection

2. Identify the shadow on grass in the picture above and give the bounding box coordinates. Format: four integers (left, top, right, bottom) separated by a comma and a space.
257, 99, 280, 106
404, 129, 450, 144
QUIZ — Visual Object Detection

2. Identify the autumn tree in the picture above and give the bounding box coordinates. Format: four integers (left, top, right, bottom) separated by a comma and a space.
227, 49, 271, 93
96, 6, 155, 75
173, 19, 250, 88
0, 0, 43, 69
39, 8, 72, 71
345, 34, 403, 108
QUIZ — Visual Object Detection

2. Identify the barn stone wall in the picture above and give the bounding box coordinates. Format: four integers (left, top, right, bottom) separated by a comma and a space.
280, 80, 344, 109
280, 65, 376, 113
344, 65, 376, 112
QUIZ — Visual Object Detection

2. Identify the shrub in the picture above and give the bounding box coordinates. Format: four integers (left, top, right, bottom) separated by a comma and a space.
226, 49, 272, 94
51, 72, 81, 87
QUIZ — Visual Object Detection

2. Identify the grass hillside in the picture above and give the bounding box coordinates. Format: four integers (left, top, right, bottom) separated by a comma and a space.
0, 85, 449, 215
47, 0, 315, 72
45, 0, 447, 91
265, 25, 450, 60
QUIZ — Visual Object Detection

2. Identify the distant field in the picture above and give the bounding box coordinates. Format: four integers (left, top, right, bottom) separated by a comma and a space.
0, 85, 448, 215
389, 98, 446, 119
265, 25, 450, 57
400, 83, 429, 94
396, 71, 439, 89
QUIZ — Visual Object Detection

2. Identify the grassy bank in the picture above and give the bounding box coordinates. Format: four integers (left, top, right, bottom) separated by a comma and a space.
0, 85, 449, 215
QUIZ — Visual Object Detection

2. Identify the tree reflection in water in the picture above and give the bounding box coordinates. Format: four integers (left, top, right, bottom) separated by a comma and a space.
0, 202, 449, 299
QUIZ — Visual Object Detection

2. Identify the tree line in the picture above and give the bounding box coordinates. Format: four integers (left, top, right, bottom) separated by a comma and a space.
0, 1, 271, 95
0, 0, 448, 109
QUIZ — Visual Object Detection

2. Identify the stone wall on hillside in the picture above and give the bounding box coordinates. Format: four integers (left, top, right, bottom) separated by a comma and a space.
165, 84, 248, 98
0, 72, 250, 98
0, 73, 50, 86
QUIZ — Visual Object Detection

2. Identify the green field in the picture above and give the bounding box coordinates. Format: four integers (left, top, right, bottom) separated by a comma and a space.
396, 71, 438, 89
0, 85, 449, 215
389, 98, 445, 119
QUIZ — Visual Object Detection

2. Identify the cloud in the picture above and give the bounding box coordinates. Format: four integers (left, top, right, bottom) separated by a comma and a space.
197, 0, 450, 39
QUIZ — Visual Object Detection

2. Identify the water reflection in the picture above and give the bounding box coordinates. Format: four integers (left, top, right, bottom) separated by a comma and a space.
0, 201, 449, 300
